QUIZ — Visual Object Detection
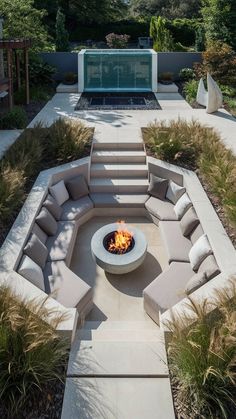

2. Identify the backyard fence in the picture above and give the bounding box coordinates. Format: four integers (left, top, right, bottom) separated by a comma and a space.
39, 51, 202, 81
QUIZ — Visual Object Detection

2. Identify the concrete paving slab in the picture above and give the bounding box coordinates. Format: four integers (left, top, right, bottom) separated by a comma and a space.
61, 377, 175, 419
68, 339, 168, 376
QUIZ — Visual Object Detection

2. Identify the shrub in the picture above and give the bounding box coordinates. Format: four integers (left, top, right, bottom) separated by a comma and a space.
167, 18, 199, 47
179, 68, 196, 81
0, 165, 25, 226
183, 79, 199, 104
166, 282, 236, 418
29, 55, 56, 87
63, 72, 77, 84
143, 119, 236, 226
194, 41, 236, 86
0, 107, 27, 129
47, 118, 93, 163
14, 85, 54, 105
105, 33, 130, 48
0, 285, 68, 417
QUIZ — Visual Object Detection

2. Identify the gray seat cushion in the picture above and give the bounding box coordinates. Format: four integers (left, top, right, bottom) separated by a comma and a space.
143, 262, 195, 317
60, 196, 93, 221
148, 174, 169, 200
44, 260, 93, 311
36, 207, 58, 236
198, 254, 220, 280
43, 194, 62, 221
145, 196, 178, 221
46, 221, 75, 262
159, 221, 192, 263
66, 175, 89, 200
24, 233, 48, 268
190, 223, 204, 244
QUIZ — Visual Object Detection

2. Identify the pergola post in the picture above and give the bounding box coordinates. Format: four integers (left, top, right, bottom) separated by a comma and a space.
7, 48, 13, 109
24, 47, 29, 105
15, 51, 21, 90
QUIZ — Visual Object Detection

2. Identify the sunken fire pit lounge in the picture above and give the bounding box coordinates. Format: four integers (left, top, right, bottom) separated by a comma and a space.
1, 155, 235, 340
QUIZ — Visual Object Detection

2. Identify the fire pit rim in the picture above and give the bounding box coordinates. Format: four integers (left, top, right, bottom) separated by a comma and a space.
91, 222, 147, 274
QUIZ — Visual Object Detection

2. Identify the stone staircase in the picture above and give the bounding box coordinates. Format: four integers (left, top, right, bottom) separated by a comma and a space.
61, 321, 175, 419
89, 131, 149, 205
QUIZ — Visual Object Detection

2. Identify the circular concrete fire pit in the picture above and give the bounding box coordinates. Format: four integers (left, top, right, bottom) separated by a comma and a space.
91, 222, 147, 274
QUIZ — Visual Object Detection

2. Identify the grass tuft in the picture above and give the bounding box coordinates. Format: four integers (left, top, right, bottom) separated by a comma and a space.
166, 281, 236, 419
0, 285, 69, 417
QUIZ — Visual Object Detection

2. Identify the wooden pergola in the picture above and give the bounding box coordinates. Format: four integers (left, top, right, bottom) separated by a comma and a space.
0, 38, 32, 109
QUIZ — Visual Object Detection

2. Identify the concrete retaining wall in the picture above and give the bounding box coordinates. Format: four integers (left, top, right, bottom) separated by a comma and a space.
39, 51, 202, 81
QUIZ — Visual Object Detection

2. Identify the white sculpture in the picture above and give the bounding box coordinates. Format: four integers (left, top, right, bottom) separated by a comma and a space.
196, 73, 223, 113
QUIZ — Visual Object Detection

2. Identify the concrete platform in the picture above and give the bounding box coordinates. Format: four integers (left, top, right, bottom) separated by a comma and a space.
157, 82, 179, 93
61, 377, 175, 419
56, 82, 78, 93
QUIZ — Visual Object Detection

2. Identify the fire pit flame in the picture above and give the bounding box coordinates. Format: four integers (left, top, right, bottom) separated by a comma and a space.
108, 220, 133, 255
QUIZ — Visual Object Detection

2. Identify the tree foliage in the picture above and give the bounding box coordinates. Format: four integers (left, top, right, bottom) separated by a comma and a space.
201, 0, 236, 50
130, 0, 201, 19
0, 0, 50, 51
55, 8, 69, 52
150, 16, 174, 51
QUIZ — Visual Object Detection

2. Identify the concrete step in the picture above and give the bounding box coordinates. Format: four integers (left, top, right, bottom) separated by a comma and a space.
90, 163, 148, 178
89, 178, 149, 193
90, 193, 149, 208
91, 150, 146, 163
61, 377, 176, 419
76, 328, 164, 342
82, 320, 158, 331
68, 340, 168, 377
93, 141, 144, 150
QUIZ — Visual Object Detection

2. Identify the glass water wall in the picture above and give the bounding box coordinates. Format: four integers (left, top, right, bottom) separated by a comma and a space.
84, 50, 152, 92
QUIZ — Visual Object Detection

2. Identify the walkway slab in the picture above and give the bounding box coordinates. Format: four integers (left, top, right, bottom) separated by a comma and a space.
67, 339, 168, 377
61, 377, 175, 419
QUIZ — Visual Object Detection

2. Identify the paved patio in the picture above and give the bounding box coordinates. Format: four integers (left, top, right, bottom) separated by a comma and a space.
70, 216, 168, 322
28, 92, 236, 155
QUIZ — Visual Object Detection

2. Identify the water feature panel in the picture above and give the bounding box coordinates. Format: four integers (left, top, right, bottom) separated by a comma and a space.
78, 49, 157, 92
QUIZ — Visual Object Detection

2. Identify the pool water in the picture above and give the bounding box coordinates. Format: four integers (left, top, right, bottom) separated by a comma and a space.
75, 93, 161, 110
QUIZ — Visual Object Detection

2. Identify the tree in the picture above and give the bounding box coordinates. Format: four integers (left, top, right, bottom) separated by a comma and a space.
150, 16, 174, 51
69, 0, 128, 24
0, 0, 50, 51
55, 8, 69, 52
201, 0, 236, 50
130, 0, 201, 19
195, 26, 205, 51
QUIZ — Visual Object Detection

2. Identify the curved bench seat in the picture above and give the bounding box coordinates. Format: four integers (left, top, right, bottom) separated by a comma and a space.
145, 196, 178, 221
44, 260, 93, 314
60, 196, 93, 221
46, 221, 76, 265
159, 221, 192, 263
143, 262, 195, 322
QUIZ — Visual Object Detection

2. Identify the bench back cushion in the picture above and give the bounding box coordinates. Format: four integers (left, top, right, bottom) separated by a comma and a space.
66, 175, 89, 200
24, 233, 48, 268
36, 207, 58, 236
49, 180, 69, 206
166, 180, 185, 204
189, 234, 213, 271
18, 255, 45, 291
43, 194, 62, 221
180, 207, 199, 237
